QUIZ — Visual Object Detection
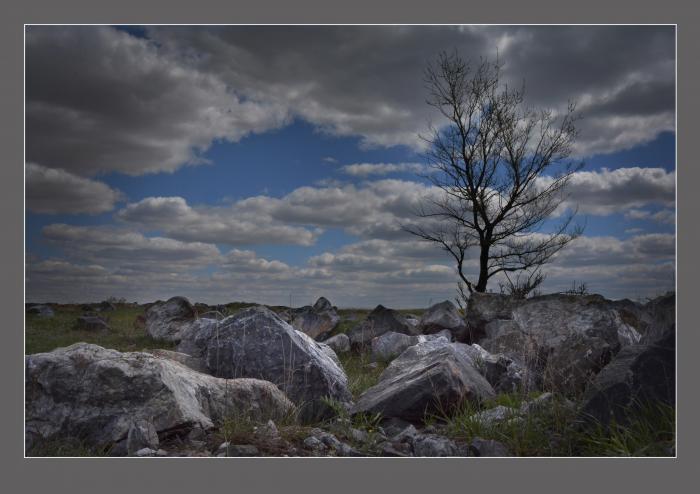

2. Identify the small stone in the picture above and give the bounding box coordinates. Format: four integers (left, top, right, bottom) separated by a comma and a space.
134, 447, 157, 457
469, 437, 511, 457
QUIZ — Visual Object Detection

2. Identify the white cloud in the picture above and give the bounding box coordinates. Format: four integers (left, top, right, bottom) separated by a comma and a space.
25, 163, 123, 214
340, 162, 426, 177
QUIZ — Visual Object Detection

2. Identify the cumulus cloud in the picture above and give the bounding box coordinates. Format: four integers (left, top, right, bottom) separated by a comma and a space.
625, 208, 676, 225
26, 163, 123, 214
25, 26, 674, 180
117, 196, 321, 246
26, 26, 288, 177
341, 162, 426, 177
546, 167, 675, 216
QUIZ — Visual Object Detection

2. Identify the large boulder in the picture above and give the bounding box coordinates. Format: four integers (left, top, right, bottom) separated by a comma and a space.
473, 294, 643, 396
177, 306, 352, 422
462, 343, 536, 394
145, 296, 197, 343
418, 300, 467, 340
351, 339, 495, 423
290, 297, 340, 340
370, 330, 451, 363
25, 343, 294, 454
347, 305, 418, 349
579, 327, 675, 428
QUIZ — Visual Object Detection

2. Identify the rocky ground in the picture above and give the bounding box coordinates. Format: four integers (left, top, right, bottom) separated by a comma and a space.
25, 292, 675, 457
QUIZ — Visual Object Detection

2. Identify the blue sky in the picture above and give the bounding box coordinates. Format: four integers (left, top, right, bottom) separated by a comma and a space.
25, 25, 676, 306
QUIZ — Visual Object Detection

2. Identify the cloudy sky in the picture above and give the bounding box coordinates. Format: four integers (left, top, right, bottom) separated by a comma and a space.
25, 25, 676, 307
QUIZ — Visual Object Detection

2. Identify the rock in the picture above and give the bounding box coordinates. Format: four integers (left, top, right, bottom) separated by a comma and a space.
145, 349, 207, 373
370, 331, 451, 362
391, 424, 418, 444
335, 442, 364, 457
469, 437, 511, 457
639, 293, 675, 344
254, 420, 280, 442
351, 339, 495, 423
145, 296, 197, 343
347, 305, 418, 349
474, 294, 644, 396
313, 296, 334, 313
579, 327, 675, 428
377, 441, 412, 457
27, 304, 54, 318
290, 297, 340, 340
323, 333, 351, 354
419, 300, 467, 340
134, 447, 158, 457
76, 316, 110, 332
413, 434, 465, 457
25, 343, 294, 454
303, 436, 326, 451
98, 301, 117, 312
126, 419, 159, 455
315, 340, 342, 368
471, 405, 518, 427
463, 343, 536, 393
218, 444, 259, 457
177, 306, 352, 422
381, 417, 415, 437
466, 293, 525, 342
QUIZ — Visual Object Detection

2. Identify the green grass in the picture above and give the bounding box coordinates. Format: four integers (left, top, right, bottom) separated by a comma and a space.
25, 304, 175, 355
437, 394, 675, 457
338, 351, 389, 399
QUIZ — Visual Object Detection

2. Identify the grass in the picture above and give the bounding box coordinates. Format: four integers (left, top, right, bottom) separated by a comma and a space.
338, 351, 389, 399
25, 304, 175, 355
437, 393, 675, 457
26, 437, 111, 457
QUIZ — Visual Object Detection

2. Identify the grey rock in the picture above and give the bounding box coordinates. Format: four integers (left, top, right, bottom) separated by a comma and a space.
370, 331, 451, 363
146, 349, 207, 373
469, 437, 511, 457
76, 315, 110, 332
126, 419, 159, 455
27, 304, 54, 318
377, 441, 412, 457
352, 340, 495, 423
134, 447, 158, 457
324, 333, 351, 354
419, 300, 467, 340
579, 327, 675, 428
315, 339, 342, 368
254, 420, 280, 442
413, 434, 465, 457
177, 306, 352, 422
473, 294, 644, 396
25, 343, 294, 454
303, 436, 326, 451
391, 424, 418, 444
336, 442, 364, 457
463, 343, 536, 394
145, 296, 196, 343
348, 428, 369, 443
290, 297, 340, 340
347, 305, 418, 349
471, 406, 518, 427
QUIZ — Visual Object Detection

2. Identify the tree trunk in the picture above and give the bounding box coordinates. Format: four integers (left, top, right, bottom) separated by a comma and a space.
475, 242, 490, 292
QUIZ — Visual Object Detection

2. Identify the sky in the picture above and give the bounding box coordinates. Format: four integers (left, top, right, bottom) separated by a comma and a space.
25, 25, 676, 307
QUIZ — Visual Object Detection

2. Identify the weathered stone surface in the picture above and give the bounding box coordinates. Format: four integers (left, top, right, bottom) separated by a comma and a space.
290, 297, 341, 340
639, 293, 675, 344
27, 304, 54, 318
76, 315, 110, 332
463, 343, 536, 393
126, 419, 159, 455
177, 306, 352, 422
323, 333, 351, 354
579, 327, 675, 428
419, 300, 467, 340
470, 405, 519, 427
469, 437, 511, 457
413, 434, 466, 457
146, 349, 207, 373
217, 443, 260, 457
352, 339, 495, 423
473, 294, 644, 395
466, 293, 525, 341
347, 305, 418, 348
25, 343, 294, 454
370, 330, 451, 362
145, 296, 196, 343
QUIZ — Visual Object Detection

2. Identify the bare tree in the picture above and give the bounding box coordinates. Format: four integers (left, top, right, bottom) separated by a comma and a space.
406, 52, 584, 294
